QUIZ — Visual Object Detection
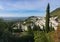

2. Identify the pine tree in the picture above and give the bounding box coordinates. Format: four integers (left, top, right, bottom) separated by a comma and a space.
45, 3, 50, 33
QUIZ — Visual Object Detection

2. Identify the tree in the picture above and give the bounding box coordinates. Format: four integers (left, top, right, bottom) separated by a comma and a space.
45, 3, 50, 33
33, 24, 38, 31
0, 19, 8, 32
28, 25, 33, 34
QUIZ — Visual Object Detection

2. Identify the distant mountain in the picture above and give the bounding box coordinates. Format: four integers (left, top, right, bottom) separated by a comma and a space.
51, 8, 60, 18
2, 17, 28, 21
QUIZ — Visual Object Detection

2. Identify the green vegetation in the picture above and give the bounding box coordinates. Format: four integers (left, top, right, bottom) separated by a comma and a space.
45, 3, 50, 33
0, 17, 57, 42
34, 31, 48, 42
51, 7, 60, 20
51, 8, 60, 17
0, 19, 34, 42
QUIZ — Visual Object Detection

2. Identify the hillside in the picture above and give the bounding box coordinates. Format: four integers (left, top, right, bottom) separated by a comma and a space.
51, 8, 60, 18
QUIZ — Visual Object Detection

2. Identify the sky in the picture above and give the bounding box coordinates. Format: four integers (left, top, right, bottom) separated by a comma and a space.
0, 0, 60, 17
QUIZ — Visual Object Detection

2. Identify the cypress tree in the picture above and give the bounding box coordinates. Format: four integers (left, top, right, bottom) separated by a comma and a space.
45, 3, 50, 33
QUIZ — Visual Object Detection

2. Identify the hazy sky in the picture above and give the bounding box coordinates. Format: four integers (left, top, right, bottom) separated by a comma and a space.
0, 0, 60, 17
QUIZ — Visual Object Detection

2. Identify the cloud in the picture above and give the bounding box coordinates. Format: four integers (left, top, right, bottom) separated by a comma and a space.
0, 0, 47, 10
0, 0, 60, 17
0, 6, 4, 10
0, 0, 60, 11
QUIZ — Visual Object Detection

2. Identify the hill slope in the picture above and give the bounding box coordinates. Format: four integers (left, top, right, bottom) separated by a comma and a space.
51, 8, 60, 18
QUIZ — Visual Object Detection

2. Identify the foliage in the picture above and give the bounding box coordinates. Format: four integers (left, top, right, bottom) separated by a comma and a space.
0, 20, 8, 31
33, 24, 40, 31
34, 31, 49, 42
45, 3, 50, 33
51, 8, 60, 18
28, 25, 32, 32
0, 18, 57, 42
11, 32, 34, 42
